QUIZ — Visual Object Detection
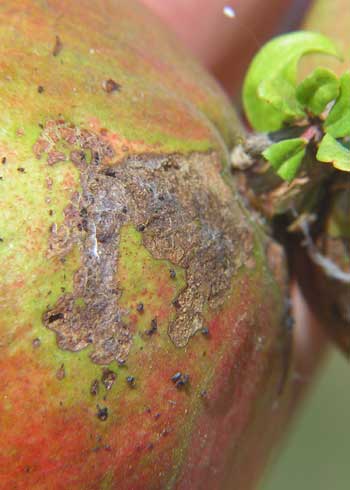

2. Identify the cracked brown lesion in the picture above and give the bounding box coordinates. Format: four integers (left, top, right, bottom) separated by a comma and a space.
40, 120, 255, 364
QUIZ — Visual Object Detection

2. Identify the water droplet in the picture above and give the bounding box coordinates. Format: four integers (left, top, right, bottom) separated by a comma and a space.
223, 6, 236, 18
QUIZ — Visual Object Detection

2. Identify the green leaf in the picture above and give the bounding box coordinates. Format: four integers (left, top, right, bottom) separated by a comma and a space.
262, 138, 306, 182
258, 77, 305, 120
325, 72, 350, 137
243, 31, 342, 132
296, 67, 340, 115
317, 133, 350, 171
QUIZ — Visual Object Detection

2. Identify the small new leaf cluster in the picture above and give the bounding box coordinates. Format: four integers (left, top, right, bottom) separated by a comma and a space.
243, 31, 350, 182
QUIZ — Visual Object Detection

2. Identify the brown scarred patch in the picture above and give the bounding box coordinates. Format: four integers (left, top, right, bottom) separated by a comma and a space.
101, 368, 116, 390
33, 119, 115, 167
47, 150, 66, 166
102, 79, 121, 93
52, 35, 63, 57
41, 120, 255, 364
56, 363, 66, 380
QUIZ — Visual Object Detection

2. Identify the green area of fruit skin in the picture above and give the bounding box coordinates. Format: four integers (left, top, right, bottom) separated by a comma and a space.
0, 1, 296, 490
0, 0, 241, 160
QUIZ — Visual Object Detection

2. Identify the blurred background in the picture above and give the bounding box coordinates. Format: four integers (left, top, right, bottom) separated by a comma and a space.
262, 350, 350, 490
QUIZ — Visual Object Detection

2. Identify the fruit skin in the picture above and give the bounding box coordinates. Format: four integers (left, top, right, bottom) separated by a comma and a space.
0, 1, 296, 489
